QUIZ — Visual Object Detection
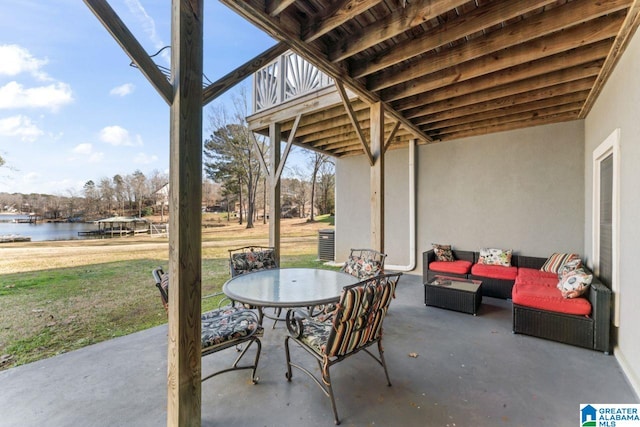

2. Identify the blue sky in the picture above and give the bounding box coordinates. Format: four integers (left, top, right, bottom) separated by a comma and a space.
0, 0, 277, 195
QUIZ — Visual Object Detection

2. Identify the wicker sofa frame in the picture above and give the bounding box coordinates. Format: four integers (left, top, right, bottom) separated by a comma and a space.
423, 250, 612, 352
423, 249, 516, 299
512, 255, 612, 354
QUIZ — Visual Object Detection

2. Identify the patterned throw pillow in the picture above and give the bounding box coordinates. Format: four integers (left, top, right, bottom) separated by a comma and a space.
541, 253, 580, 273
477, 248, 512, 267
558, 257, 583, 279
432, 243, 454, 262
557, 269, 592, 299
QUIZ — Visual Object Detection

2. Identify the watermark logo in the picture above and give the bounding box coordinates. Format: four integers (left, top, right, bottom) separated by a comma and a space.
581, 404, 640, 426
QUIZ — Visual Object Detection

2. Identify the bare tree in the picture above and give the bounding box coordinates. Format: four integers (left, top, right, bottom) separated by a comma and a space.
307, 152, 330, 221
204, 88, 263, 228
316, 160, 335, 215
99, 177, 115, 215
112, 174, 126, 216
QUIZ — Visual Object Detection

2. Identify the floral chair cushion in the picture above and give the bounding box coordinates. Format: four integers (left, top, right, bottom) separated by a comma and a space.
342, 256, 383, 279
231, 249, 277, 276
201, 306, 262, 350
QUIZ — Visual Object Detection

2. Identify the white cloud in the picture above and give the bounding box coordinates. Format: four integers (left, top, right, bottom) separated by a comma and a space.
0, 44, 50, 81
88, 152, 104, 163
99, 125, 143, 147
0, 81, 73, 112
72, 143, 93, 155
134, 152, 158, 165
110, 83, 135, 97
0, 115, 44, 142
69, 143, 104, 164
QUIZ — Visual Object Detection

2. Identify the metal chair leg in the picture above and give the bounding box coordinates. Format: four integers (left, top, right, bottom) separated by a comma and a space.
323, 366, 340, 425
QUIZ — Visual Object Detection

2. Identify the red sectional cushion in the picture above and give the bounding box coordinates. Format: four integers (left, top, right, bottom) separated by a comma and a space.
429, 260, 472, 275
517, 268, 558, 281
471, 263, 518, 280
512, 280, 591, 316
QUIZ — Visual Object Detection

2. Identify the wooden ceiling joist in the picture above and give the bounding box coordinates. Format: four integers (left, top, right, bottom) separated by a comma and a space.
369, 0, 627, 93
415, 81, 595, 126
423, 92, 590, 130
378, 11, 625, 101
302, 0, 384, 42
237, 0, 637, 156
328, 0, 470, 62
404, 62, 602, 119
394, 42, 611, 112
351, 0, 557, 79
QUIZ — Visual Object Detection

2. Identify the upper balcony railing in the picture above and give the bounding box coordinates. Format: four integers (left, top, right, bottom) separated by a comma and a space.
253, 50, 334, 113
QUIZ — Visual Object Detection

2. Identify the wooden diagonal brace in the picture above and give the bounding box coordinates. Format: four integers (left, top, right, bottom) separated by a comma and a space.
274, 114, 302, 181
336, 81, 374, 166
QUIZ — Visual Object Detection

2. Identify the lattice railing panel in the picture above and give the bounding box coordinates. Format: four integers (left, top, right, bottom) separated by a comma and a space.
253, 51, 333, 113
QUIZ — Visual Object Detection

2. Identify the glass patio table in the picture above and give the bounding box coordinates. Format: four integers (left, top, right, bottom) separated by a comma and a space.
222, 268, 358, 310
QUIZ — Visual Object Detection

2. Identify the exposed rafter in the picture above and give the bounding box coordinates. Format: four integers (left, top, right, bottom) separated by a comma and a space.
238, 0, 637, 157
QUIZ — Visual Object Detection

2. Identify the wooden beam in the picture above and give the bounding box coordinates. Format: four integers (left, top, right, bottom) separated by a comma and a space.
383, 121, 400, 154
581, 0, 640, 117
377, 11, 625, 100
302, 0, 384, 42
273, 101, 369, 135
336, 81, 374, 166
414, 82, 594, 126
221, 0, 432, 143
423, 92, 589, 130
203, 41, 288, 106
432, 102, 584, 137
269, 122, 282, 264
167, 1, 203, 426
370, 101, 384, 253
83, 0, 173, 105
247, 86, 351, 131
352, 0, 556, 79
274, 114, 301, 181
266, 0, 297, 16
329, 0, 469, 62
370, 0, 627, 92
403, 63, 601, 119
394, 40, 611, 112
438, 111, 579, 141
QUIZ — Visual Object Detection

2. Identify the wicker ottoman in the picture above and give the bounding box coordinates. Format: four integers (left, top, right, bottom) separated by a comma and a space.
424, 275, 483, 315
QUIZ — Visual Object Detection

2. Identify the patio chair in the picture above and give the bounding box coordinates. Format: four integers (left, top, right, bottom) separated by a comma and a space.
340, 248, 387, 279
228, 245, 282, 327
152, 267, 262, 384
228, 245, 278, 277
284, 272, 402, 425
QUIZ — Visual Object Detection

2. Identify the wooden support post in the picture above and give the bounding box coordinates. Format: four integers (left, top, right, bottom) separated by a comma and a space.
370, 102, 384, 253
167, 1, 203, 426
269, 122, 282, 264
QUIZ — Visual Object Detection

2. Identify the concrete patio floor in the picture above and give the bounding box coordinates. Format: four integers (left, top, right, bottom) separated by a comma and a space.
1, 273, 637, 426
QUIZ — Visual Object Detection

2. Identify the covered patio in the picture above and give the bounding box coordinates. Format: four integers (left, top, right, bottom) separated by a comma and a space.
1, 274, 636, 426
69, 0, 640, 425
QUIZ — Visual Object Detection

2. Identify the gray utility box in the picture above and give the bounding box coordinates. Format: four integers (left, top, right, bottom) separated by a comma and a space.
318, 229, 335, 261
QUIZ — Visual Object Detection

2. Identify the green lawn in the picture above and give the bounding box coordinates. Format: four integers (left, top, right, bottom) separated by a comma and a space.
0, 252, 334, 370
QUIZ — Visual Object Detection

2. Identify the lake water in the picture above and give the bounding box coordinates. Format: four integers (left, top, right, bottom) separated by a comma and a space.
0, 215, 96, 242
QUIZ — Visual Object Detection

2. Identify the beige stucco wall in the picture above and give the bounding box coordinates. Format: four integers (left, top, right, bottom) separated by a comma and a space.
336, 120, 585, 271
585, 28, 640, 396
